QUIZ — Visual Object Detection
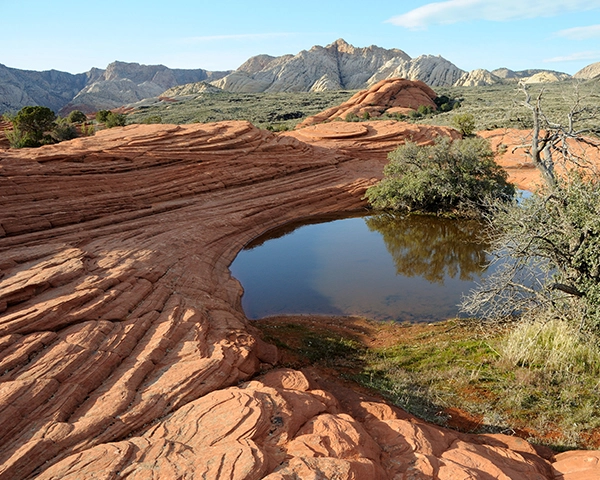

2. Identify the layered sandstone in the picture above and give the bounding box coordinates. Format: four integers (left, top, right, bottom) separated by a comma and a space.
1, 118, 599, 479
295, 78, 439, 128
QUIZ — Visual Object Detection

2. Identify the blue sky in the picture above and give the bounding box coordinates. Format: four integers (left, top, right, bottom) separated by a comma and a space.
2, 0, 600, 75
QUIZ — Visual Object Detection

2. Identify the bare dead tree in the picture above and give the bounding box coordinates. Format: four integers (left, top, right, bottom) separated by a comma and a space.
461, 82, 600, 330
511, 80, 599, 189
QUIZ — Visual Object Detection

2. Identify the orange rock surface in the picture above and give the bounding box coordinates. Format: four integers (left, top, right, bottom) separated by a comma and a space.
480, 128, 600, 191
0, 121, 11, 149
296, 78, 438, 128
1, 119, 599, 479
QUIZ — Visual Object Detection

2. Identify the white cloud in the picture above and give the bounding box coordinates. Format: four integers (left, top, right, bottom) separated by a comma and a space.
544, 51, 600, 63
387, 0, 600, 29
557, 25, 600, 40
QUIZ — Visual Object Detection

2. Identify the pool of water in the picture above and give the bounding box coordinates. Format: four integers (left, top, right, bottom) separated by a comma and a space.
230, 212, 495, 322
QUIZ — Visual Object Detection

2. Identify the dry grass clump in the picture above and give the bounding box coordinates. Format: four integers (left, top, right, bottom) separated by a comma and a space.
500, 314, 600, 376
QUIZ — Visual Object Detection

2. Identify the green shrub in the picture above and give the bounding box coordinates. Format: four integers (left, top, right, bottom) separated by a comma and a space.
364, 136, 515, 217
344, 112, 360, 122
51, 121, 77, 142
451, 113, 476, 136
99, 111, 127, 128
139, 115, 162, 124
95, 110, 111, 122
465, 172, 600, 330
417, 105, 434, 116
5, 128, 39, 148
11, 106, 56, 146
66, 110, 87, 123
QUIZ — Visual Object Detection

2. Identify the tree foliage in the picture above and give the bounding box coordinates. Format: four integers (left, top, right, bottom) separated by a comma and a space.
364, 136, 515, 217
66, 110, 87, 123
451, 113, 476, 136
10, 106, 56, 147
96, 110, 126, 128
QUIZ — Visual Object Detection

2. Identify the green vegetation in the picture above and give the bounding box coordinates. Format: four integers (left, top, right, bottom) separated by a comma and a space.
451, 112, 476, 136
126, 90, 355, 130
364, 136, 515, 217
96, 110, 126, 127
7, 106, 57, 147
421, 78, 600, 134
66, 110, 87, 123
119, 78, 598, 135
463, 173, 600, 329
255, 317, 600, 449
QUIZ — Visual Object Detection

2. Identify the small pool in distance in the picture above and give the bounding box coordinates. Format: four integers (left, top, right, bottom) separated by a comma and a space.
230, 212, 494, 322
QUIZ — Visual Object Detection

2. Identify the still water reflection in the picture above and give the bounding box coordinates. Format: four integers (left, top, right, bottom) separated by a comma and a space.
230, 213, 493, 322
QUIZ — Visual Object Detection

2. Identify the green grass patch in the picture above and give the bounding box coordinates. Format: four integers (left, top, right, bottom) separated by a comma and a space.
255, 316, 600, 451
125, 78, 600, 137
126, 90, 356, 130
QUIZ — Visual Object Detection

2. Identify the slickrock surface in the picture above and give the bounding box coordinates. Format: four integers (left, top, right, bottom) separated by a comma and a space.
296, 78, 438, 128
0, 121, 10, 149
285, 120, 460, 163
1, 119, 599, 479
480, 128, 600, 190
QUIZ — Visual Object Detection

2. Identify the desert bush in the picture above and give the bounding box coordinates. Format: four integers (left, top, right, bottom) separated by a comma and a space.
451, 112, 476, 136
67, 110, 87, 123
10, 106, 56, 146
344, 112, 360, 122
364, 136, 515, 217
99, 111, 127, 128
95, 110, 111, 123
139, 115, 162, 124
5, 127, 39, 148
463, 172, 600, 329
51, 119, 77, 142
434, 94, 459, 112
417, 105, 434, 116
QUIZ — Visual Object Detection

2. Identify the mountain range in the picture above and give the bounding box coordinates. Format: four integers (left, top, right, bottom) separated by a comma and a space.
1, 39, 598, 116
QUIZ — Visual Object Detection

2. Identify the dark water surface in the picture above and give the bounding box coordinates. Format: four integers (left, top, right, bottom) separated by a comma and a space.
230, 212, 494, 322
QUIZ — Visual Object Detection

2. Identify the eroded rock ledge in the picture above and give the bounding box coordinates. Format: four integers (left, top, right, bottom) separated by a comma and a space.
0, 121, 597, 479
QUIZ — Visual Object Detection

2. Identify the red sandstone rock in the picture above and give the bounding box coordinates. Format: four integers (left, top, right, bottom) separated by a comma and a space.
1, 120, 600, 479
479, 128, 600, 190
0, 121, 11, 149
296, 78, 438, 128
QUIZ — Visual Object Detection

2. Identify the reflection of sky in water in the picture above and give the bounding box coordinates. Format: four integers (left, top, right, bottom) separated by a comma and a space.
230, 214, 494, 322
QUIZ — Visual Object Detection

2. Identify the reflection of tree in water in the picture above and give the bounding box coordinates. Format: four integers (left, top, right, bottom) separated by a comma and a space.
365, 213, 490, 284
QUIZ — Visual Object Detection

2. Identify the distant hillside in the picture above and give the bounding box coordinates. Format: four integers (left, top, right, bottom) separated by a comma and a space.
574, 62, 600, 80
0, 64, 91, 113
0, 62, 230, 115
211, 39, 464, 92
0, 39, 587, 115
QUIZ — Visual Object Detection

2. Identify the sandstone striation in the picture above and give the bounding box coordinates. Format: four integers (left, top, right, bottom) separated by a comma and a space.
1, 115, 600, 479
295, 78, 439, 128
